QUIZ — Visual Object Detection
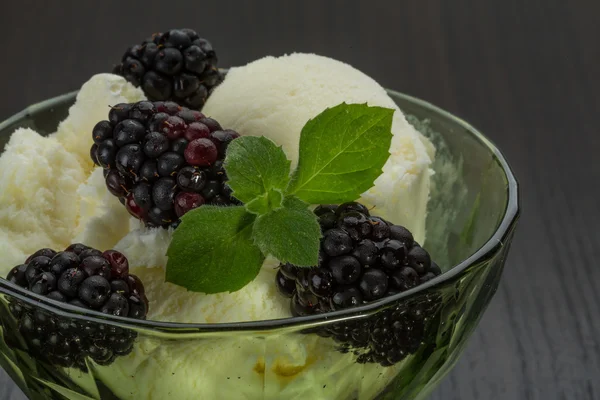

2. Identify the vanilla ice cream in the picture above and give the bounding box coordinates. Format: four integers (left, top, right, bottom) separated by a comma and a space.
203, 53, 434, 241
68, 234, 403, 400
0, 74, 146, 270
55, 73, 146, 171
0, 54, 435, 400
0, 128, 85, 266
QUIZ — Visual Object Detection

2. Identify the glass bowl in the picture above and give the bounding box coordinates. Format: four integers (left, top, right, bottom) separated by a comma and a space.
0, 90, 519, 400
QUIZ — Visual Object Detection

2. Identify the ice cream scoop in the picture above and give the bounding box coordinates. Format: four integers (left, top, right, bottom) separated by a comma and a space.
202, 53, 434, 240
0, 74, 145, 273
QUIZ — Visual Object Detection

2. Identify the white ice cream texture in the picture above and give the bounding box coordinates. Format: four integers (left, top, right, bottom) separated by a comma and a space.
0, 53, 435, 399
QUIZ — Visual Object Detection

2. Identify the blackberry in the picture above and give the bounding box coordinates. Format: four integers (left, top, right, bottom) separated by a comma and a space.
113, 29, 223, 109
174, 192, 205, 217
90, 100, 241, 228
276, 202, 443, 366
3, 245, 148, 370
334, 293, 440, 367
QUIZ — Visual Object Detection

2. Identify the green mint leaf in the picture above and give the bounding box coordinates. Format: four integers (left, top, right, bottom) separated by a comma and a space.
245, 188, 284, 215
224, 136, 291, 204
287, 103, 394, 204
165, 206, 265, 294
252, 196, 321, 267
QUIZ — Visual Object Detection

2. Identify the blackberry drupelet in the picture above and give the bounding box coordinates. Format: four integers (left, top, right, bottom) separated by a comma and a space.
275, 202, 443, 366
327, 293, 441, 366
4, 244, 148, 370
113, 29, 223, 109
90, 100, 241, 228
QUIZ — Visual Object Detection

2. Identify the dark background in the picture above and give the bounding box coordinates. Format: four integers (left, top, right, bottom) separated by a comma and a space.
1, 1, 598, 399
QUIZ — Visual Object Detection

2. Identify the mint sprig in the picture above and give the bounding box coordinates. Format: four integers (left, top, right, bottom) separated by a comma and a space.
165, 206, 264, 293
288, 103, 393, 203
224, 136, 291, 205
252, 196, 322, 266
166, 103, 394, 293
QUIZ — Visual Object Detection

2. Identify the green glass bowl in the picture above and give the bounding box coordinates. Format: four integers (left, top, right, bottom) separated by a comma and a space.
0, 90, 519, 400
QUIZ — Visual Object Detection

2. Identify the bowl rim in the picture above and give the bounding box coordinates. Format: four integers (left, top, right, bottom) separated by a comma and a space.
0, 90, 519, 334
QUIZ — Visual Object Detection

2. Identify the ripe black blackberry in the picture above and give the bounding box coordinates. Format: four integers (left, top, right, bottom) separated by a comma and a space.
113, 29, 223, 109
4, 244, 148, 370
275, 202, 443, 366
325, 292, 441, 366
91, 100, 241, 228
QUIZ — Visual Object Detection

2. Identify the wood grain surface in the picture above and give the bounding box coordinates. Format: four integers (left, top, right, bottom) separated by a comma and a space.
1, 1, 598, 399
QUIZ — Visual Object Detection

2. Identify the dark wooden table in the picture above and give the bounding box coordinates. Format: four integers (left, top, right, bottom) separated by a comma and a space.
1, 1, 598, 399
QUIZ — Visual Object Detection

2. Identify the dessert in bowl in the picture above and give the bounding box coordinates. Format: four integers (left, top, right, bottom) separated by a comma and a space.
0, 29, 518, 400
